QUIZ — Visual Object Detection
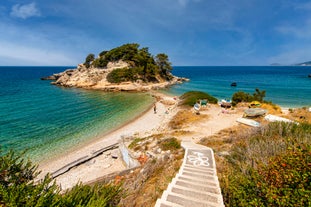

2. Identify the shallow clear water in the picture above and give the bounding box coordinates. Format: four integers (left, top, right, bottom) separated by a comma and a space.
0, 66, 153, 161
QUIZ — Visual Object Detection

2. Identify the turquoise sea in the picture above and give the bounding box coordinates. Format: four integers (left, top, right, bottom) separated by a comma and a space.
0, 66, 154, 162
0, 66, 311, 162
169, 66, 311, 108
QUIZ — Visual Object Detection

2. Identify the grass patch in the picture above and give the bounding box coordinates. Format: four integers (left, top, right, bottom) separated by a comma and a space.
158, 138, 181, 151
179, 91, 218, 106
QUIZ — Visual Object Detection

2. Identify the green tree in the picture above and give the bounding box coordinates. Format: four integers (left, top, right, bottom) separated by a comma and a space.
84, 53, 95, 68
155, 53, 172, 79
253, 88, 266, 102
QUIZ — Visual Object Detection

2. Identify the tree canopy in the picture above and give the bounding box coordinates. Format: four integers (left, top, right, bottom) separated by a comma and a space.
85, 43, 173, 83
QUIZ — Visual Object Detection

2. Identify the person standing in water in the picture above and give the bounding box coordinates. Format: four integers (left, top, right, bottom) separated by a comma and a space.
154, 103, 157, 114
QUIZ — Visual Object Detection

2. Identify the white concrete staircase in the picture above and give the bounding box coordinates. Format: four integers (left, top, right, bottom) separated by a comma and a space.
155, 141, 225, 207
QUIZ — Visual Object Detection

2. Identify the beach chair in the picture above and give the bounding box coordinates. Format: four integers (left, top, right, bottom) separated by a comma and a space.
200, 99, 208, 107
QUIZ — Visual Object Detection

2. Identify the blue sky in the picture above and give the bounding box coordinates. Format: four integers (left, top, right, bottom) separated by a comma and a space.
1, 0, 311, 66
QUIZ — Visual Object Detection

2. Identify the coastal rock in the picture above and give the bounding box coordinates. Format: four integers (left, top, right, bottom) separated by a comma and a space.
41, 75, 57, 80
47, 60, 187, 91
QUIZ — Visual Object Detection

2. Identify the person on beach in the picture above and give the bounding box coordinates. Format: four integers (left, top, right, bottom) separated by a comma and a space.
154, 103, 157, 114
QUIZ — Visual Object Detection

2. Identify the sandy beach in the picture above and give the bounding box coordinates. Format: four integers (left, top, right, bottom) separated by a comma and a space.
38, 93, 244, 190
38, 93, 179, 190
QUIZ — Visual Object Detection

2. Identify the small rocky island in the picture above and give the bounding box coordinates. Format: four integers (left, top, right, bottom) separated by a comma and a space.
42, 43, 188, 91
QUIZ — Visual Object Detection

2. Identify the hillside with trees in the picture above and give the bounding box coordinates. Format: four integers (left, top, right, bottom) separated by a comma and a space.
44, 43, 187, 91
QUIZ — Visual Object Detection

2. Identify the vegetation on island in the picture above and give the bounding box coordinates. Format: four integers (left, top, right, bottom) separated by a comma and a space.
179, 91, 218, 106
83, 43, 173, 83
0, 150, 122, 206
220, 122, 311, 206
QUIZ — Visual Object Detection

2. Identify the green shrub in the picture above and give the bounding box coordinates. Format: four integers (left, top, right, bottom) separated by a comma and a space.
179, 91, 218, 106
221, 123, 311, 206
0, 149, 122, 206
231, 88, 266, 106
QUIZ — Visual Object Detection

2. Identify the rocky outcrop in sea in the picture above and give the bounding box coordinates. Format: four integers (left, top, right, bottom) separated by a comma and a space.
41, 61, 188, 91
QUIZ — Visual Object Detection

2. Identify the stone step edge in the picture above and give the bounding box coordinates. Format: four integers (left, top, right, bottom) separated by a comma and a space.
180, 168, 216, 178
166, 183, 224, 204
154, 199, 184, 207
178, 171, 218, 181
171, 178, 222, 194
176, 172, 219, 184
161, 191, 222, 207
175, 175, 220, 188
182, 163, 217, 173
181, 166, 216, 175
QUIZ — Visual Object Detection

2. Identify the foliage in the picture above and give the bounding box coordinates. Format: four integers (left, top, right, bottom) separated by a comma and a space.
0, 149, 122, 207
179, 91, 218, 106
88, 43, 173, 83
158, 138, 181, 151
155, 53, 173, 80
231, 88, 266, 106
84, 53, 95, 68
220, 122, 311, 206
61, 183, 122, 207
106, 66, 158, 83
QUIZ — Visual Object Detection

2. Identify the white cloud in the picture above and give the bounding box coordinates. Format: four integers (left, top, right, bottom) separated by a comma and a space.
10, 2, 41, 19
269, 48, 311, 65
0, 41, 77, 66
295, 2, 311, 10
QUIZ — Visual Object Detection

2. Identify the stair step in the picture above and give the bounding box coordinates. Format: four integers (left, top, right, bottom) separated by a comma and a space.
183, 164, 216, 172
180, 171, 217, 180
163, 191, 220, 207
181, 168, 215, 177
172, 179, 221, 195
181, 166, 216, 176
175, 175, 219, 187
155, 199, 184, 207
167, 184, 223, 204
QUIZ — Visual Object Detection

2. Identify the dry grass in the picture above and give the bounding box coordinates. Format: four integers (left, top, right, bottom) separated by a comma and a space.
260, 103, 282, 114
199, 126, 242, 152
168, 109, 209, 129
287, 107, 311, 124
119, 150, 184, 207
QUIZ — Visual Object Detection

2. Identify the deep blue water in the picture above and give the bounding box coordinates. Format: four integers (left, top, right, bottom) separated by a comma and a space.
166, 66, 311, 108
0, 66, 310, 162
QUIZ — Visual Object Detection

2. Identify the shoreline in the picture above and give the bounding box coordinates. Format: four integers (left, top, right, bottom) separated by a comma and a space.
37, 92, 178, 189
37, 95, 155, 164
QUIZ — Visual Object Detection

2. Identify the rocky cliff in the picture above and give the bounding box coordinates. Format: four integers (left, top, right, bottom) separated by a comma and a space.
43, 60, 188, 91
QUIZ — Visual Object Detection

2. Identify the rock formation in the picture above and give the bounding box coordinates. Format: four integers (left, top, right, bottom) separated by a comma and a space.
42, 60, 188, 91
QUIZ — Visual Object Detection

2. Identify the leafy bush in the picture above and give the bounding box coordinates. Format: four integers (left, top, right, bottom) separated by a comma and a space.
221, 123, 311, 206
179, 91, 218, 106
0, 149, 122, 206
231, 88, 266, 106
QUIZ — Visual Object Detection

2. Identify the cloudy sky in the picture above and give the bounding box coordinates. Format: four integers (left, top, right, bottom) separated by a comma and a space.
1, 0, 311, 66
